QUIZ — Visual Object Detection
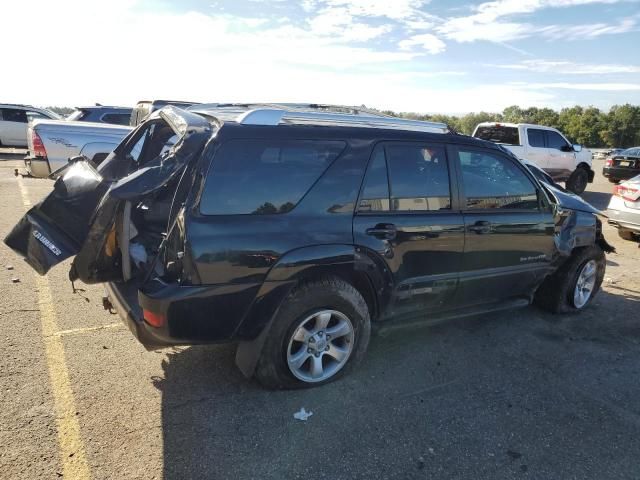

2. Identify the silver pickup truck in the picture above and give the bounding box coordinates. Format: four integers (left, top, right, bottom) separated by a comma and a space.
25, 119, 132, 178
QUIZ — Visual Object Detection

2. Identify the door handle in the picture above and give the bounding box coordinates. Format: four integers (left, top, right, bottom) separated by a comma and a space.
366, 223, 397, 240
468, 220, 491, 234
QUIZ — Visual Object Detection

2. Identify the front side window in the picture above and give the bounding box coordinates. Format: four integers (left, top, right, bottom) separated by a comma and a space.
527, 128, 546, 148
458, 149, 538, 210
386, 143, 451, 211
200, 140, 346, 215
2, 108, 27, 123
546, 131, 569, 150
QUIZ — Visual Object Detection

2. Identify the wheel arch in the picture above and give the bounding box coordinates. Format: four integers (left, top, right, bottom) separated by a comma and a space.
234, 244, 392, 378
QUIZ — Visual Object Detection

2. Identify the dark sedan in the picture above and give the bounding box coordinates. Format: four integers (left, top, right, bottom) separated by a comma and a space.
603, 147, 640, 183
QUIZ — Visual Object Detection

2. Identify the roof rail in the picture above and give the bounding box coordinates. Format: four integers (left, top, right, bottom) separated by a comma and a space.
237, 107, 449, 133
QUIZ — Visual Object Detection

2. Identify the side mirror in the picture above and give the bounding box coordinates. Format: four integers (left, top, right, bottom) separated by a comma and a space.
572, 144, 582, 153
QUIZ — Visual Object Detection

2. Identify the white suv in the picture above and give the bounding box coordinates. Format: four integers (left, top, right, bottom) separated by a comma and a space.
0, 104, 60, 147
473, 122, 594, 194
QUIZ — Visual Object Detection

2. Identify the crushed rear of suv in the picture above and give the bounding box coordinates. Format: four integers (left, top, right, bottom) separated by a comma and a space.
5, 104, 614, 389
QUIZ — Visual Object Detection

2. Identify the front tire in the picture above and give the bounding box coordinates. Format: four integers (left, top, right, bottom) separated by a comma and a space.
534, 245, 605, 313
566, 167, 589, 194
254, 277, 371, 389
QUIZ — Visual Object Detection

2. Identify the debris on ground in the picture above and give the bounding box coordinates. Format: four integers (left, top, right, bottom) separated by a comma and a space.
6, 265, 14, 270
11, 278, 20, 283
293, 408, 313, 421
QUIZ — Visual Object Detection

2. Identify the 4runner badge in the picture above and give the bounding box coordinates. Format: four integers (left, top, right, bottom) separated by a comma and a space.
33, 230, 62, 256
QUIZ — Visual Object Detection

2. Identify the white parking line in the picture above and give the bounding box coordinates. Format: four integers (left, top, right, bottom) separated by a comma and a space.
54, 322, 124, 337
17, 176, 91, 480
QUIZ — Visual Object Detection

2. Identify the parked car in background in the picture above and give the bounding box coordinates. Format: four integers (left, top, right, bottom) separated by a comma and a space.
472, 122, 594, 194
0, 104, 60, 147
607, 174, 640, 241
129, 99, 199, 126
25, 118, 131, 177
67, 105, 132, 126
5, 104, 613, 389
602, 147, 640, 183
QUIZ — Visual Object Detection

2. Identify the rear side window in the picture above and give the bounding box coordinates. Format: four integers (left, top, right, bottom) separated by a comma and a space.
546, 131, 569, 150
386, 144, 451, 211
527, 128, 546, 148
200, 139, 346, 215
359, 147, 390, 212
1, 108, 27, 123
101, 113, 130, 125
473, 126, 520, 145
457, 149, 538, 210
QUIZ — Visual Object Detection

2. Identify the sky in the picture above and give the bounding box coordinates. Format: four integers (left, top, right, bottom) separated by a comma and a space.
3, 0, 639, 114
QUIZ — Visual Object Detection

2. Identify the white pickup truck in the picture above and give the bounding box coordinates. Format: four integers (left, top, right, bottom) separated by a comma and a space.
472, 122, 594, 194
25, 119, 132, 178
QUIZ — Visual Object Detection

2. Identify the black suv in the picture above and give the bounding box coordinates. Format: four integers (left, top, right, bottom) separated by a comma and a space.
5, 105, 612, 389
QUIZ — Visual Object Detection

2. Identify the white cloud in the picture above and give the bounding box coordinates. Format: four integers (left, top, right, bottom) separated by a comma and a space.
519, 82, 640, 90
304, 0, 430, 20
437, 0, 636, 43
398, 34, 446, 54
491, 60, 640, 74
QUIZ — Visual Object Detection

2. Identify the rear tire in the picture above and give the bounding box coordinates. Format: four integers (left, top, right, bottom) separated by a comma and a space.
618, 229, 638, 241
566, 167, 589, 194
254, 277, 371, 389
608, 178, 619, 184
534, 245, 605, 313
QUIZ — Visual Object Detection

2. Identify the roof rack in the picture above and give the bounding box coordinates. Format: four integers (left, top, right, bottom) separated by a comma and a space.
238, 108, 449, 133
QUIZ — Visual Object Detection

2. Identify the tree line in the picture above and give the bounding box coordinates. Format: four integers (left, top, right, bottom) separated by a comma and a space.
379, 104, 640, 148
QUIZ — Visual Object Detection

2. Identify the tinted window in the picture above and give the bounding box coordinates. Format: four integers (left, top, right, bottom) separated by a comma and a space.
2, 108, 27, 123
546, 131, 569, 150
101, 113, 131, 125
458, 149, 538, 210
358, 147, 390, 212
474, 126, 520, 145
386, 144, 451, 211
201, 140, 346, 215
527, 128, 546, 148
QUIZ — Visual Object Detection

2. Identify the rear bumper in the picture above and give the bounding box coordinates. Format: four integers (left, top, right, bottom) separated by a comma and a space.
104, 278, 263, 348
24, 157, 51, 178
104, 281, 169, 350
602, 166, 640, 181
606, 208, 640, 233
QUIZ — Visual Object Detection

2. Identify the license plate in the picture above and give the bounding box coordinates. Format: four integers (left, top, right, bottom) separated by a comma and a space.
619, 161, 632, 167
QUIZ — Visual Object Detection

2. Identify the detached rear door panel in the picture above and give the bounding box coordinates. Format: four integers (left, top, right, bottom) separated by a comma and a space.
452, 146, 555, 306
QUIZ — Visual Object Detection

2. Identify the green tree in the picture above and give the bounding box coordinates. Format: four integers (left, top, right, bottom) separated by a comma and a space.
600, 104, 640, 148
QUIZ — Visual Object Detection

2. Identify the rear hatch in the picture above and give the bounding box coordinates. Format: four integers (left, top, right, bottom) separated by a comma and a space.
5, 106, 213, 283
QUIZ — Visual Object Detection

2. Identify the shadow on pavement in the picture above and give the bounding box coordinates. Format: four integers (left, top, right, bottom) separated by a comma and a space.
158, 287, 640, 480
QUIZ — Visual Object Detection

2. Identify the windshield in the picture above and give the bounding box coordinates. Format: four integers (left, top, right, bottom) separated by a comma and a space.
473, 125, 520, 145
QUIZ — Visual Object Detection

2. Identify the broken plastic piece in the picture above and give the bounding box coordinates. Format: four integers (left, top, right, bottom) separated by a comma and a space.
293, 407, 313, 421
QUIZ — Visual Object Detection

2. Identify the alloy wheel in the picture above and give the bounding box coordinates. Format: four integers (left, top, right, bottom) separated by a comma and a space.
286, 309, 355, 383
573, 260, 597, 308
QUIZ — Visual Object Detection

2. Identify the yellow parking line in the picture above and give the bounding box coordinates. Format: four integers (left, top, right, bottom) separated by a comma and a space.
17, 177, 91, 479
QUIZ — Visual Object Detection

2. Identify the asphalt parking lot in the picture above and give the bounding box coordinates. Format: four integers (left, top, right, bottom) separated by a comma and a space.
1, 154, 639, 480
